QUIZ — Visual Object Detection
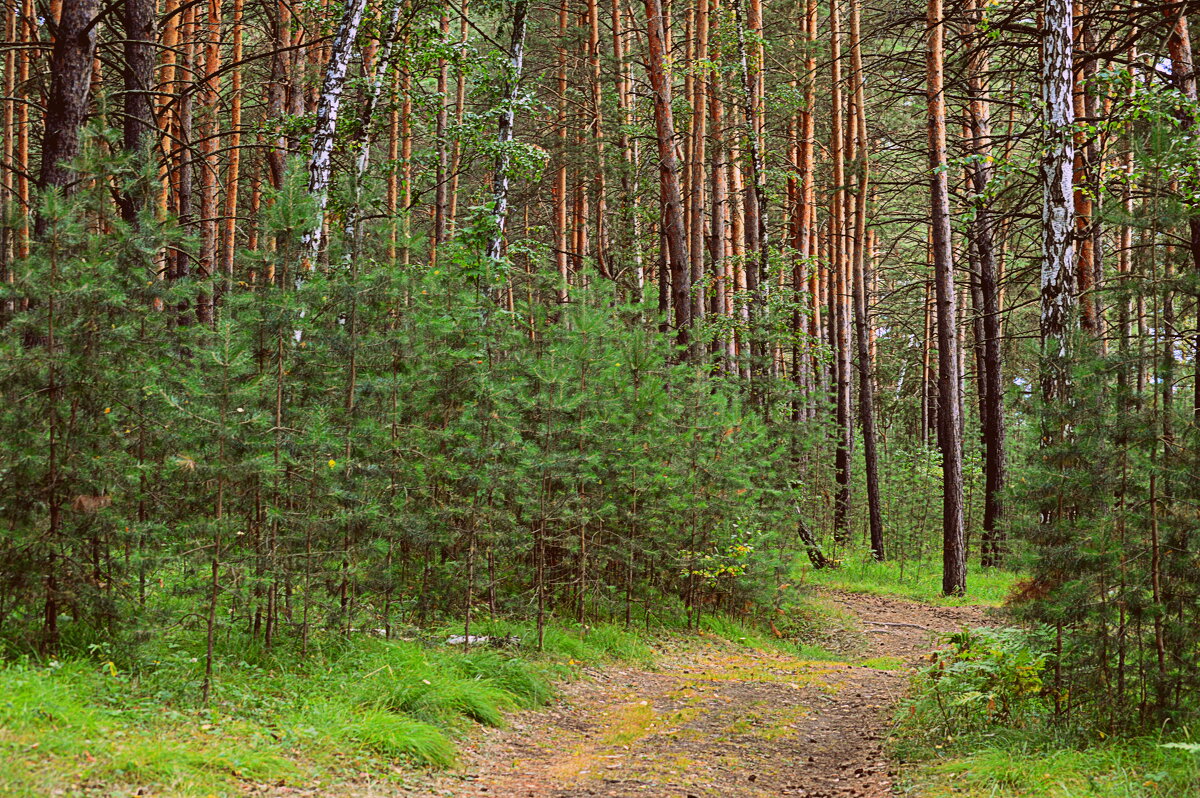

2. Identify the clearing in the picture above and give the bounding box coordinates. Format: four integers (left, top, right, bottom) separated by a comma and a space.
410, 592, 988, 798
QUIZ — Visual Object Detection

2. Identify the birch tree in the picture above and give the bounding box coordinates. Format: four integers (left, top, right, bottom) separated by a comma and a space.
300, 0, 370, 268
1041, 0, 1076, 405
484, 0, 531, 267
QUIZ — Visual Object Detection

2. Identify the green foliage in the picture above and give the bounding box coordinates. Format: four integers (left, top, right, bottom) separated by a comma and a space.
698, 612, 845, 661
904, 737, 1200, 798
1013, 336, 1200, 731
896, 626, 1053, 757
0, 149, 814, 682
891, 625, 1200, 798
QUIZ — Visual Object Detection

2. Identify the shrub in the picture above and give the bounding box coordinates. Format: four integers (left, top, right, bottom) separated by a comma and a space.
898, 626, 1053, 753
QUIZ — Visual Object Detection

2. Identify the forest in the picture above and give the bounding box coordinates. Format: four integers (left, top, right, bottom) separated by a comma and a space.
1, 0, 1199, 792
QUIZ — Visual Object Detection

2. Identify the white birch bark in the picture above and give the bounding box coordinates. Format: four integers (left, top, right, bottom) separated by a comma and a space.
1040, 0, 1076, 402
485, 0, 531, 267
300, 0, 369, 268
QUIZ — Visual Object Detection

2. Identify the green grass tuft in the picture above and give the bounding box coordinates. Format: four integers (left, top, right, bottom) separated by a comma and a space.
451, 650, 556, 708
340, 711, 457, 768
698, 613, 845, 661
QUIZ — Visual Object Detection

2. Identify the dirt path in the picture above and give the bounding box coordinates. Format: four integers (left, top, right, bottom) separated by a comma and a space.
410, 593, 988, 798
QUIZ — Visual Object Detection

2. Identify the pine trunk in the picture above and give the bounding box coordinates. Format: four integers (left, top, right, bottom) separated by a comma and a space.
644, 0, 691, 348
37, 0, 99, 234
928, 0, 966, 595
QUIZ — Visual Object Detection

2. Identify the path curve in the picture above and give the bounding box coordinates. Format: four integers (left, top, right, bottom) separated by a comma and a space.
413, 593, 989, 798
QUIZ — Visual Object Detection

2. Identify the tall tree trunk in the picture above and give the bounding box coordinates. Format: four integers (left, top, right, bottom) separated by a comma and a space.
644, 0, 691, 348
709, 74, 731, 368
555, 0, 570, 303
733, 0, 769, 375
299, 0, 369, 266
927, 0, 965, 595
848, 0, 883, 560
1041, 0, 1077, 406
587, 0, 611, 278
36, 0, 99, 236
611, 0, 644, 293
688, 0, 710, 329
921, 275, 933, 446
963, 0, 1006, 567
119, 0, 156, 224
15, 0, 32, 263
484, 0, 531, 268
346, 0, 405, 250
449, 2, 470, 232
196, 0, 222, 325
432, 10, 451, 266
794, 0, 818, 412
1160, 4, 1200, 423
2, 11, 14, 307
400, 60, 413, 267
172, 1, 196, 292
1073, 0, 1098, 336
221, 0, 244, 286
266, 0, 290, 194
829, 0, 853, 544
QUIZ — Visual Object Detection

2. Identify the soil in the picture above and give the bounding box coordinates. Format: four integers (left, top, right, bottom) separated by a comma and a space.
407, 592, 990, 798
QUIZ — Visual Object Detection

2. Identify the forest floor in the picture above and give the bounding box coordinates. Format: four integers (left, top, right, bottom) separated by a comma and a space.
405, 592, 988, 798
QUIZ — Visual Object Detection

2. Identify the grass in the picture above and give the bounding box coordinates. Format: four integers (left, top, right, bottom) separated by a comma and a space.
601, 701, 658, 746
0, 659, 296, 796
0, 619, 656, 797
429, 617, 656, 667
6, 612, 822, 798
796, 551, 1023, 606
902, 736, 1200, 797
697, 612, 845, 661
339, 711, 457, 769
0, 605, 839, 797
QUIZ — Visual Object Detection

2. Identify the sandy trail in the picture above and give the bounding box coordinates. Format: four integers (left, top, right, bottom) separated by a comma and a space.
409, 592, 988, 798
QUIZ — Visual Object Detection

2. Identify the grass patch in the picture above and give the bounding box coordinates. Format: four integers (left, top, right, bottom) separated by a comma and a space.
858, 655, 906, 670
796, 552, 1022, 606
601, 701, 658, 746
0, 617, 654, 797
430, 618, 655, 667
903, 737, 1200, 797
893, 625, 1200, 797
339, 711, 457, 768
697, 611, 845, 662
723, 704, 808, 741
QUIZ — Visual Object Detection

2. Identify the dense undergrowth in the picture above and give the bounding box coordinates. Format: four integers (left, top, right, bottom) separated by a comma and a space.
893, 626, 1200, 797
